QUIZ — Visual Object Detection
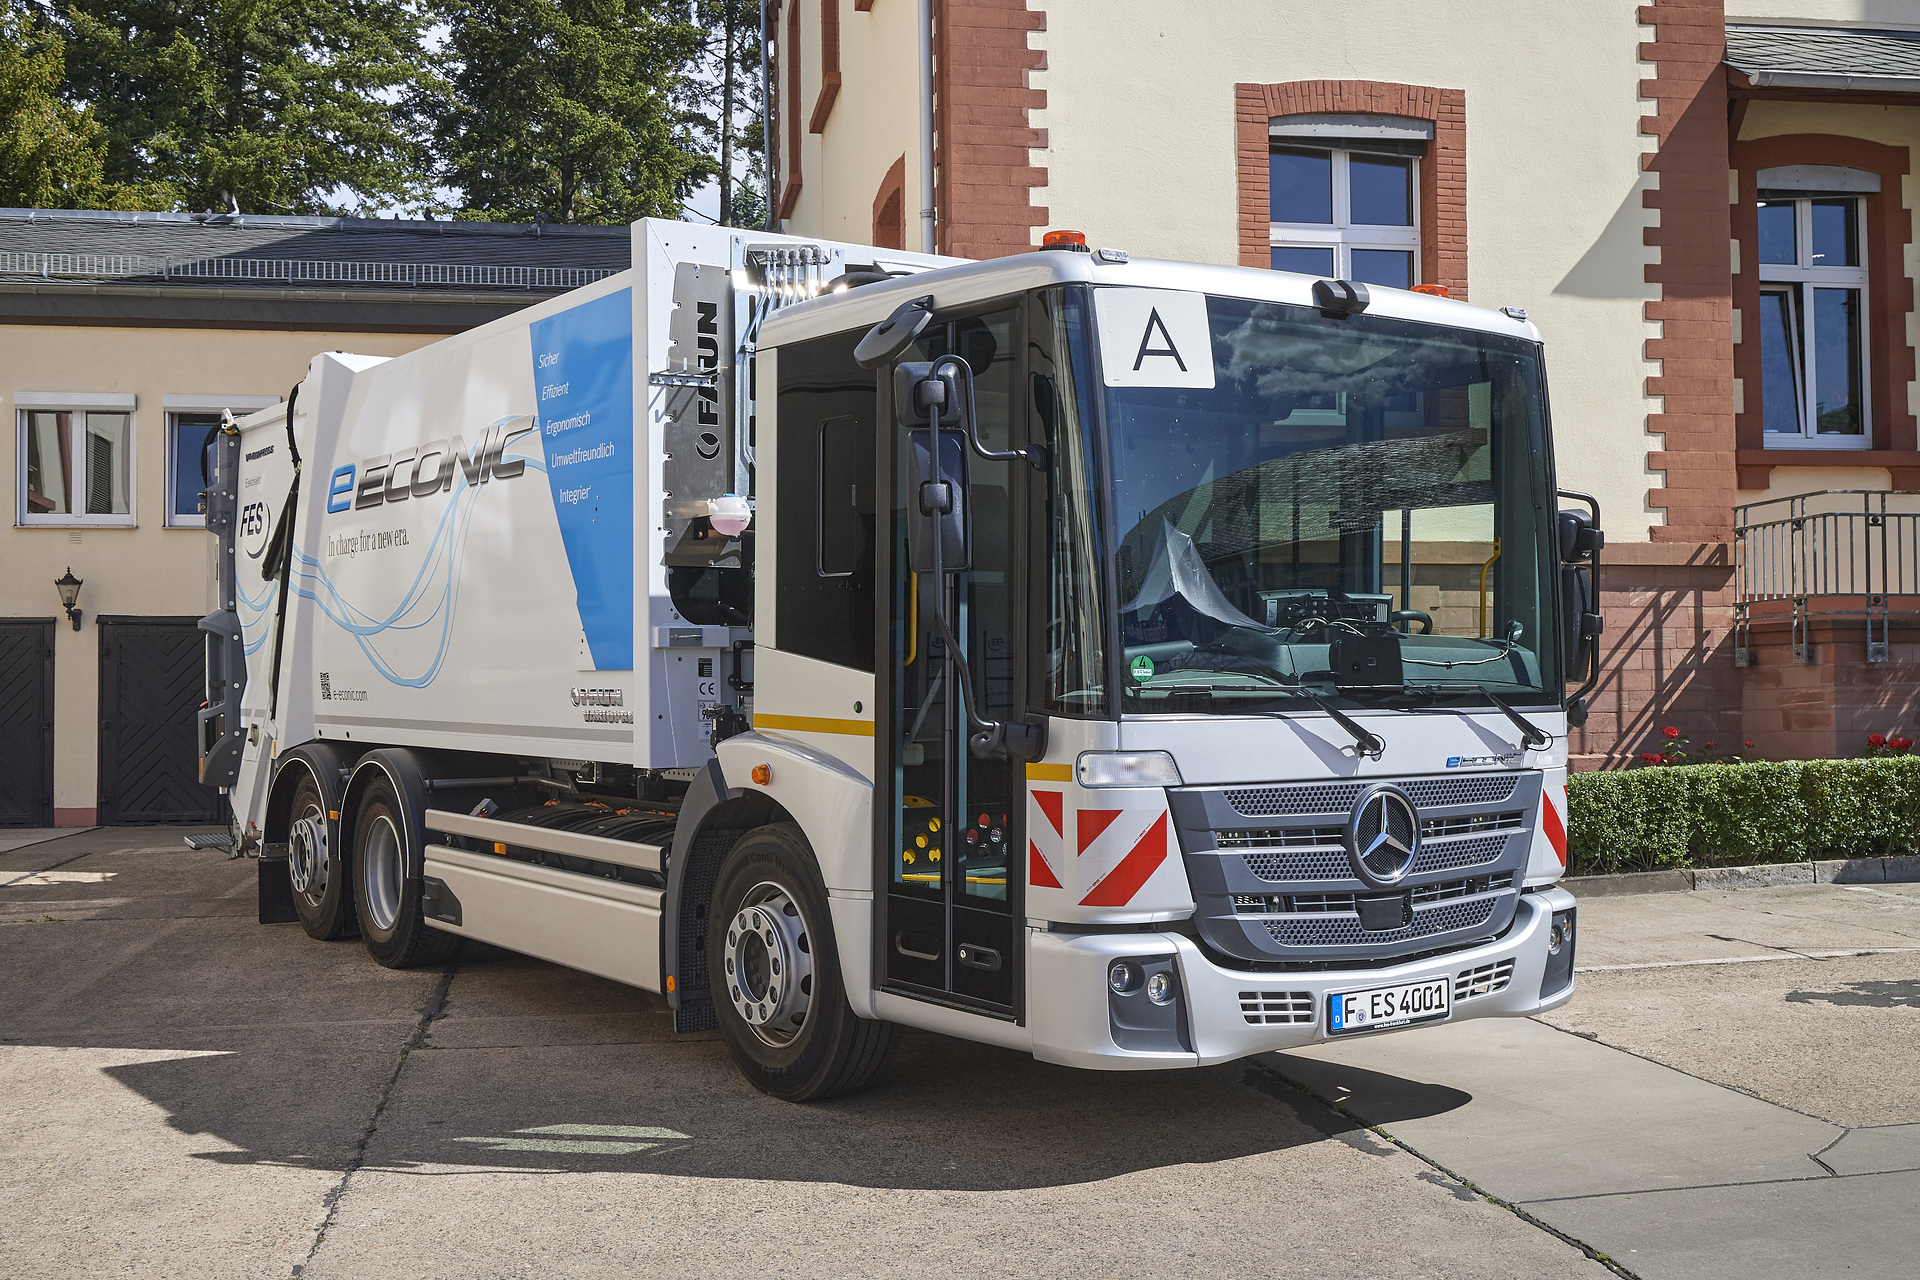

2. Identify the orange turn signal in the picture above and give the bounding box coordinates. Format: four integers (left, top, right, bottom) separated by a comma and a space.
1411, 283, 1449, 297
751, 763, 772, 785
666, 974, 676, 992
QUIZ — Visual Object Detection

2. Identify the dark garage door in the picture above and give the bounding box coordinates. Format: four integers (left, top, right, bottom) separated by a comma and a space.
0, 620, 55, 827
98, 618, 224, 825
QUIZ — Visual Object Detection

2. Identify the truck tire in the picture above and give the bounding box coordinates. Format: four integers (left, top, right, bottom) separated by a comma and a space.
352, 777, 459, 969
289, 773, 356, 940
709, 823, 898, 1101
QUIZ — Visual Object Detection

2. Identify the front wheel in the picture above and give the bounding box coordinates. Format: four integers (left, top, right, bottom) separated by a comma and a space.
709, 823, 897, 1101
352, 778, 458, 969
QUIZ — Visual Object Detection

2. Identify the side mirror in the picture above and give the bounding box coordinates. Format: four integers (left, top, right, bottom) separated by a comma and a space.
1556, 493, 1605, 722
854, 295, 935, 369
907, 429, 970, 574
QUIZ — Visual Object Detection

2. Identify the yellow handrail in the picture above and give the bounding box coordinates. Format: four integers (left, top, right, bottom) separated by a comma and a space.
1478, 538, 1502, 637
906, 572, 918, 664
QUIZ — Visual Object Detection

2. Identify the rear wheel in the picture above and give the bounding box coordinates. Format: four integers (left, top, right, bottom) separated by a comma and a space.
353, 778, 458, 969
288, 773, 355, 940
709, 823, 897, 1101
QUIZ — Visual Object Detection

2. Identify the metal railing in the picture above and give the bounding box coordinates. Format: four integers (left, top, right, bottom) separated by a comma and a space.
1733, 489, 1920, 664
0, 251, 616, 291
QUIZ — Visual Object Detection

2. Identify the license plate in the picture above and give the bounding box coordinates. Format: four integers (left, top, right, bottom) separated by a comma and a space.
1327, 977, 1451, 1035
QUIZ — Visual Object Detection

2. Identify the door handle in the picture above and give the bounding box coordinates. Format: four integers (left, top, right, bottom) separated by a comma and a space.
894, 931, 940, 962
956, 943, 1002, 972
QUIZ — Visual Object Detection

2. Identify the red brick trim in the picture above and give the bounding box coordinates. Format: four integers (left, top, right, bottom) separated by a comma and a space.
855, 0, 873, 9
1730, 133, 1916, 489
1234, 81, 1467, 297
810, 1, 841, 133
1639, 1, 1736, 542
54, 807, 95, 827
779, 0, 803, 218
932, 0, 1048, 259
873, 154, 907, 249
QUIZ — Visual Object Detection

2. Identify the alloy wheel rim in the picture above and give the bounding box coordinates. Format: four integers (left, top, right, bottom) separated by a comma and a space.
289, 805, 328, 899
723, 882, 816, 1047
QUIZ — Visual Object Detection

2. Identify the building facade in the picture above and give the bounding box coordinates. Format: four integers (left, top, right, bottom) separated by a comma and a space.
0, 210, 625, 826
771, 0, 1920, 767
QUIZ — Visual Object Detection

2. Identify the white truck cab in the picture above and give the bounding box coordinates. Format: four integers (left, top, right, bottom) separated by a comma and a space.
201, 220, 1598, 1100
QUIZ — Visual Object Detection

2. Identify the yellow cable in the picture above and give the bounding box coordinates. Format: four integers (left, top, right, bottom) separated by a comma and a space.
1478, 537, 1503, 638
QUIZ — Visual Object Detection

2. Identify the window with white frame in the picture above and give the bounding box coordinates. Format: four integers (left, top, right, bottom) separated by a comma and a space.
1757, 191, 1868, 445
161, 395, 279, 528
17, 393, 135, 525
1269, 115, 1427, 290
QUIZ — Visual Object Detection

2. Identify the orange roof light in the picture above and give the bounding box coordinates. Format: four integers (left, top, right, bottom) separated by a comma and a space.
1411, 283, 1449, 298
1041, 229, 1089, 251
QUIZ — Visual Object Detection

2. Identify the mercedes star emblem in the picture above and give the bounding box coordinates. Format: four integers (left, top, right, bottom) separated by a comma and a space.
1346, 785, 1420, 887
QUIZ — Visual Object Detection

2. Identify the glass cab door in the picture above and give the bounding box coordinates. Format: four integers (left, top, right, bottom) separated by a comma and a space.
875, 305, 1030, 1015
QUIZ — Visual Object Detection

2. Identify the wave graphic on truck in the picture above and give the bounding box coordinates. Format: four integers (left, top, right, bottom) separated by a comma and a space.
286, 435, 546, 688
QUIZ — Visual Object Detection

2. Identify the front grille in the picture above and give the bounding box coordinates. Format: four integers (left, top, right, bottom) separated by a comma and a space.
1242, 848, 1352, 881
1455, 958, 1515, 1000
1216, 825, 1344, 849
1224, 774, 1520, 818
1423, 811, 1524, 838
1234, 873, 1511, 916
1413, 834, 1510, 875
1265, 896, 1496, 947
1239, 990, 1315, 1025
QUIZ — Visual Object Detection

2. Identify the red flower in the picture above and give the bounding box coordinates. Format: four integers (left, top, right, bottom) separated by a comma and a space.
1896, 738, 1914, 752
1662, 753, 1681, 764
1639, 752, 1660, 764
1704, 742, 1715, 749
1870, 733, 1887, 747
1662, 726, 1680, 739
1745, 740, 1754, 748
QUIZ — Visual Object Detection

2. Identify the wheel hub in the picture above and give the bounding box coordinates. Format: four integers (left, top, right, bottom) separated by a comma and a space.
289, 812, 327, 897
724, 885, 816, 1047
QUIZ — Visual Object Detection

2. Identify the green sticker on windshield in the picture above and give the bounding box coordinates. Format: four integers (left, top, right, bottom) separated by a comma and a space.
1130, 655, 1155, 682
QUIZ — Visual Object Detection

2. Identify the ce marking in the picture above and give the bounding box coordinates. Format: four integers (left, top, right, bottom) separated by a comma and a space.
698, 680, 717, 697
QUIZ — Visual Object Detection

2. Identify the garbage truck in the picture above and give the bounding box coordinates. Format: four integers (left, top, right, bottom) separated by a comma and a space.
199, 218, 1601, 1100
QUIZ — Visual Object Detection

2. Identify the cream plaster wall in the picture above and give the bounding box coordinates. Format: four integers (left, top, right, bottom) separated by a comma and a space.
1736, 100, 1920, 496
1027, 1, 1663, 541
1, 323, 438, 818
788, 0, 926, 248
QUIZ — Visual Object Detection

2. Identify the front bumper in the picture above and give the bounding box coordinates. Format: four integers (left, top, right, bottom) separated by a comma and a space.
1027, 886, 1575, 1070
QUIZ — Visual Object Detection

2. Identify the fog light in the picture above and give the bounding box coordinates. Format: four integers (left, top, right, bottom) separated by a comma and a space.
1109, 961, 1142, 995
1548, 915, 1573, 956
1146, 970, 1176, 1006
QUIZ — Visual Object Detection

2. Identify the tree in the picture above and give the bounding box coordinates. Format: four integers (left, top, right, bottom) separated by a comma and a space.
433, 0, 705, 224
688, 0, 764, 227
55, 0, 435, 215
0, 4, 173, 209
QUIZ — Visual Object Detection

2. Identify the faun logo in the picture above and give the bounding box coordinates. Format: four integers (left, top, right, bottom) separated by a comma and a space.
325, 417, 535, 516
571, 688, 625, 707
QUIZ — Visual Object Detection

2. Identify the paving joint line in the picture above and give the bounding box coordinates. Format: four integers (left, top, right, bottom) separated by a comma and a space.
291, 964, 457, 1278
1530, 1017, 1842, 1129
1577, 946, 1920, 973
1520, 1162, 1920, 1206
1255, 1058, 1642, 1280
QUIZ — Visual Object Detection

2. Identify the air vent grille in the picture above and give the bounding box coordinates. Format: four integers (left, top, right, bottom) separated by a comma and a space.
1455, 958, 1516, 1000
1264, 897, 1496, 947
1239, 991, 1315, 1025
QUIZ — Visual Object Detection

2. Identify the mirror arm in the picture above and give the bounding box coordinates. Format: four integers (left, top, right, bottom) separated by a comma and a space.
929, 354, 1048, 471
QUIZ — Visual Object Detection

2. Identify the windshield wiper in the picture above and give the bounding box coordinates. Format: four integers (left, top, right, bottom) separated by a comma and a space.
1405, 682, 1552, 750
1300, 690, 1385, 759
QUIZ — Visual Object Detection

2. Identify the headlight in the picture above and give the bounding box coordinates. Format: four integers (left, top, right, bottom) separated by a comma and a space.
1146, 971, 1177, 1006
1076, 751, 1183, 788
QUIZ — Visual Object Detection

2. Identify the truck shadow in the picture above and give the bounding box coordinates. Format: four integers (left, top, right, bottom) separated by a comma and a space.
86, 952, 1475, 1191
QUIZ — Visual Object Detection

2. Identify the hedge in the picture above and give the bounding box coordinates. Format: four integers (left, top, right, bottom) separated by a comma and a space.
1566, 756, 1920, 877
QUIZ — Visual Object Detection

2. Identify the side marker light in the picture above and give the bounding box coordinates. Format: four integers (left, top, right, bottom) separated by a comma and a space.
751, 763, 772, 785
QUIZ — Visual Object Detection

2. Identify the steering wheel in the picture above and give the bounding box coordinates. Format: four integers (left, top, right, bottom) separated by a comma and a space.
1390, 609, 1433, 634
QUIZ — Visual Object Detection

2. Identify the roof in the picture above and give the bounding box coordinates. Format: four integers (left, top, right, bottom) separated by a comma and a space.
0, 207, 634, 332
0, 207, 629, 293
1726, 24, 1920, 92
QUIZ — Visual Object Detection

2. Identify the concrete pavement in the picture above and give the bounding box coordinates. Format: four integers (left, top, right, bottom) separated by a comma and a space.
2, 827, 1915, 1278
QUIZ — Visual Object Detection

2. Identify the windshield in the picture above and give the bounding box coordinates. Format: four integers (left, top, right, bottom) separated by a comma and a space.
1093, 290, 1558, 715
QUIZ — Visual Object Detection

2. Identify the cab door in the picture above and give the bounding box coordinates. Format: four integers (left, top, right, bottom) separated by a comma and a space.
874, 305, 1030, 1015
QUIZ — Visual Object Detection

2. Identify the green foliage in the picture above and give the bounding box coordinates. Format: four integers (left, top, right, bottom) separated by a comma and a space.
55, 0, 435, 215
687, 0, 764, 227
433, 0, 705, 224
1567, 756, 1920, 875
0, 6, 174, 210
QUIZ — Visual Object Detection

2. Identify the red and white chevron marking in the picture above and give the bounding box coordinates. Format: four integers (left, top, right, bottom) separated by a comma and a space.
1028, 789, 1170, 908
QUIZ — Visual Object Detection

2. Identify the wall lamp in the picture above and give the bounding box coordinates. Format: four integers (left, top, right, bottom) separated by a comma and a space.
54, 567, 83, 631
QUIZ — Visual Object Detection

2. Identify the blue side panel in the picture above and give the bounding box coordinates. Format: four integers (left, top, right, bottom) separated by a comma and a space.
529, 288, 635, 670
